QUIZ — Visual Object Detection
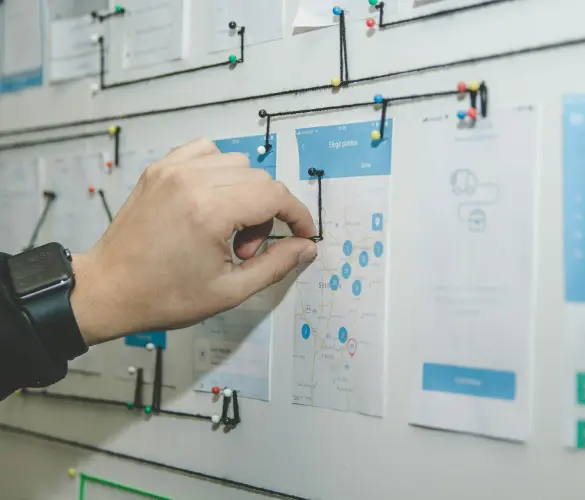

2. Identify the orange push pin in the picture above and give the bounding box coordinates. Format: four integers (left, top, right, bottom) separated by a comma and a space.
467, 107, 478, 120
106, 161, 113, 169
88, 185, 96, 194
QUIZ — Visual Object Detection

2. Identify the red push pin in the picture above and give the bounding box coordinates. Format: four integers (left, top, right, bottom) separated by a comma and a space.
88, 185, 96, 194
467, 107, 478, 120
457, 81, 467, 93
211, 386, 221, 396
106, 161, 113, 169
366, 18, 376, 28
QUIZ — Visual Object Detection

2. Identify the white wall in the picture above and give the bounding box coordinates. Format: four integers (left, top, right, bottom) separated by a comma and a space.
1, 0, 583, 499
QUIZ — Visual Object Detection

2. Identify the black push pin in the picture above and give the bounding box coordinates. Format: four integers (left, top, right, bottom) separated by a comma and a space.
229, 20, 237, 30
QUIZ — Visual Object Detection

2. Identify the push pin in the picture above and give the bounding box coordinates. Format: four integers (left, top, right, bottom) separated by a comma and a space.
106, 160, 113, 169
126, 401, 135, 409
332, 6, 343, 15
258, 109, 268, 118
369, 0, 379, 5
228, 55, 238, 64
212, 386, 221, 396
373, 94, 384, 104
468, 81, 481, 92
228, 21, 237, 30
144, 405, 152, 415
146, 343, 155, 352
67, 468, 77, 479
457, 81, 467, 94
88, 185, 96, 195
90, 83, 100, 94
108, 125, 118, 136
127, 366, 137, 375
467, 107, 478, 120
371, 130, 382, 141
90, 33, 100, 44
223, 388, 233, 398
115, 4, 125, 13
257, 145, 267, 155
366, 18, 376, 28
457, 110, 467, 121
211, 414, 221, 424
331, 77, 341, 87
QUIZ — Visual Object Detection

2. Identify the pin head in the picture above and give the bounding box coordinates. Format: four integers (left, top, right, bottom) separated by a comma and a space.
67, 468, 77, 479
106, 161, 113, 169
308, 168, 317, 177
88, 186, 96, 194
457, 110, 467, 120
332, 6, 342, 15
371, 130, 382, 141
373, 94, 384, 104
457, 81, 467, 93
366, 18, 376, 28
115, 5, 124, 13
211, 414, 221, 424
126, 401, 134, 409
211, 386, 221, 395
331, 76, 341, 87
228, 55, 238, 64
146, 342, 155, 352
469, 81, 480, 92
258, 109, 267, 118
228, 20, 237, 30
369, 0, 379, 5
127, 366, 137, 375
144, 405, 152, 415
257, 145, 267, 155
108, 125, 118, 136
223, 388, 233, 398
467, 107, 478, 119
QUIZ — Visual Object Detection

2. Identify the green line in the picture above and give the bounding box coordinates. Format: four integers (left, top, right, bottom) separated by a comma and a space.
79, 473, 173, 500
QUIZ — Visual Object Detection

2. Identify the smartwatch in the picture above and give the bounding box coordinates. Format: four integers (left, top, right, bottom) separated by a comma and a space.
7, 242, 88, 362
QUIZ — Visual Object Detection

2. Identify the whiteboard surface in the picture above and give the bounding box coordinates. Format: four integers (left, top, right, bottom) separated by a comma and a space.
0, 0, 584, 499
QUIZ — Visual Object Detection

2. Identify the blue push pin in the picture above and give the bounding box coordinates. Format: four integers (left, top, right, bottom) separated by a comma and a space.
333, 6, 343, 15
374, 94, 384, 104
457, 110, 467, 120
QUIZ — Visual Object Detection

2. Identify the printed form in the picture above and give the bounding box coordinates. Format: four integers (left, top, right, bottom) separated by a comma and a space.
293, 121, 392, 417
192, 135, 277, 401
409, 107, 539, 441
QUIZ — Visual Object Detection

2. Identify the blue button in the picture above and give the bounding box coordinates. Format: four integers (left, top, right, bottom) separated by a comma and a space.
352, 280, 362, 296
372, 213, 383, 231
301, 323, 311, 340
338, 327, 348, 344
343, 240, 353, 256
342, 263, 351, 279
359, 251, 369, 267
374, 241, 383, 257
330, 275, 340, 291
422, 363, 516, 400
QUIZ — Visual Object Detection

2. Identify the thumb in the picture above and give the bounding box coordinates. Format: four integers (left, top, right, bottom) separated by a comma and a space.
232, 237, 317, 299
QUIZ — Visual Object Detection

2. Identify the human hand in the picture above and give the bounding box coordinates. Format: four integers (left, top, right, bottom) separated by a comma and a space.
71, 138, 317, 345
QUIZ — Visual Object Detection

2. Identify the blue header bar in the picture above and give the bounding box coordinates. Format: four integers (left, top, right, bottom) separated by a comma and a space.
125, 332, 167, 350
215, 134, 277, 179
296, 121, 393, 180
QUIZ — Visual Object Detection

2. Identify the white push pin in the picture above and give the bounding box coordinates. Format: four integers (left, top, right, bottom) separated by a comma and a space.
127, 366, 137, 375
146, 343, 155, 352
90, 33, 100, 44
211, 414, 221, 424
257, 145, 266, 155
90, 83, 100, 94
223, 388, 233, 398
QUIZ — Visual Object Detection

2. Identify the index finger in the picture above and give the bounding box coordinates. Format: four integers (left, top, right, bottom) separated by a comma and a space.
218, 181, 317, 239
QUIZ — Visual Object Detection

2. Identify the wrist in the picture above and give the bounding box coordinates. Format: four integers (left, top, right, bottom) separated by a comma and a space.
70, 252, 122, 346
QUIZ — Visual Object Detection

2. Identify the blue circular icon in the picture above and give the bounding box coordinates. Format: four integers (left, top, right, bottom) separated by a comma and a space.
374, 241, 383, 257
330, 275, 340, 291
352, 280, 362, 296
301, 324, 311, 340
343, 240, 353, 257
342, 263, 352, 279
359, 251, 369, 267
332, 5, 342, 15
338, 327, 348, 344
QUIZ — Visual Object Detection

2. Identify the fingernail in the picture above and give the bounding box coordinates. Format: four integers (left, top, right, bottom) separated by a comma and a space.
298, 244, 318, 265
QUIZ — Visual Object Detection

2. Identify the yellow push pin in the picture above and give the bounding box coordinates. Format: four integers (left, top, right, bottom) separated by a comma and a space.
67, 468, 77, 479
468, 81, 480, 92
331, 77, 341, 88
371, 130, 381, 141
13, 389, 21, 396
108, 125, 119, 136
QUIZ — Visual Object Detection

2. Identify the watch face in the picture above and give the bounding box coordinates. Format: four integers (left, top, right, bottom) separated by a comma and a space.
8, 243, 72, 298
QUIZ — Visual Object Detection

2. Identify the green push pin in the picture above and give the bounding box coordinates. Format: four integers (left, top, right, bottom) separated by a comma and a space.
126, 402, 134, 410
115, 5, 124, 13
368, 0, 378, 5
228, 55, 238, 64
144, 405, 152, 415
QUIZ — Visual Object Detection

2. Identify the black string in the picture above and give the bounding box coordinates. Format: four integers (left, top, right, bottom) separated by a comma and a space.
18, 387, 217, 423
90, 8, 125, 23
113, 125, 121, 166
23, 191, 56, 251
131, 368, 143, 409
152, 346, 163, 413
340, 11, 349, 83
1, 28, 583, 139
379, 100, 388, 137
265, 115, 272, 150
97, 189, 113, 223
339, 11, 344, 83
377, 0, 517, 29
96, 24, 245, 92
266, 168, 324, 243
0, 424, 309, 500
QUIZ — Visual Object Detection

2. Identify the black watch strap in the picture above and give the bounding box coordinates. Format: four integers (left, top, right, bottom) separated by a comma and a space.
22, 286, 88, 362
